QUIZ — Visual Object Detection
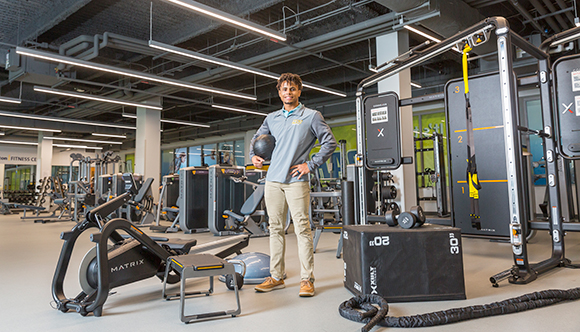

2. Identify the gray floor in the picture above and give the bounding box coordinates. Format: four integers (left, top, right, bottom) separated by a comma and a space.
1, 213, 579, 332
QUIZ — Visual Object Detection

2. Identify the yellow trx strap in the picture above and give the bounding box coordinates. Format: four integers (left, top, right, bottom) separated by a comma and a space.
462, 44, 471, 94
462, 43, 482, 230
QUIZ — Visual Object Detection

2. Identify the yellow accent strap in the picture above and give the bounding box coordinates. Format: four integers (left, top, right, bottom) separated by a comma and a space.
454, 125, 504, 133
468, 173, 480, 199
197, 265, 223, 270
171, 259, 184, 268
131, 225, 144, 234
462, 44, 472, 94
457, 180, 508, 184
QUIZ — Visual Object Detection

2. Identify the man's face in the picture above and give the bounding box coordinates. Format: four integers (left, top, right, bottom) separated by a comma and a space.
278, 81, 301, 108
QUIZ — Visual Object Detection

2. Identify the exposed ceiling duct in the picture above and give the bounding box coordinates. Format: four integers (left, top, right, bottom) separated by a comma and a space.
374, 0, 484, 38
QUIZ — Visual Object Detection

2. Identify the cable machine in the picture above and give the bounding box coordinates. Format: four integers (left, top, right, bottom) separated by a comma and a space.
355, 17, 577, 286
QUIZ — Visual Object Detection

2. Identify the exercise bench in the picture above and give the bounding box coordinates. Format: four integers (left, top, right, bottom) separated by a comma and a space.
223, 183, 268, 237
162, 253, 241, 323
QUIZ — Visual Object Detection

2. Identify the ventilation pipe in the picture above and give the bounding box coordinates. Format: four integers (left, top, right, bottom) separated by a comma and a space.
374, 0, 483, 38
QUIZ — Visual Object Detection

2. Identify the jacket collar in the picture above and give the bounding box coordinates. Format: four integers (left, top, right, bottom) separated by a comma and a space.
274, 103, 304, 118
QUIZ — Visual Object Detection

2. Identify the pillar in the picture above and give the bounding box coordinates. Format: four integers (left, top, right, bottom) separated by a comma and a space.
135, 98, 161, 201
244, 129, 257, 165
0, 163, 5, 199
37, 132, 53, 208
376, 30, 417, 211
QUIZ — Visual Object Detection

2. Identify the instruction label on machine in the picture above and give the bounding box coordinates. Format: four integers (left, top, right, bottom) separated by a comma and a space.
572, 70, 580, 92
371, 106, 389, 124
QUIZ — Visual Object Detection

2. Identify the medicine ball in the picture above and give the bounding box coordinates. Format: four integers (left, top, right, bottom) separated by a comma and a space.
253, 134, 276, 160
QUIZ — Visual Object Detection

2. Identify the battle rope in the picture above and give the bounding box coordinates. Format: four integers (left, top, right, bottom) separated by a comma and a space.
462, 43, 482, 230
339, 287, 580, 331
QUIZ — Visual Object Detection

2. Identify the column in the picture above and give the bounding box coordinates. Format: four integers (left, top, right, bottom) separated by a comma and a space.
244, 129, 257, 165
0, 163, 4, 199
135, 98, 161, 201
37, 132, 53, 208
376, 30, 417, 211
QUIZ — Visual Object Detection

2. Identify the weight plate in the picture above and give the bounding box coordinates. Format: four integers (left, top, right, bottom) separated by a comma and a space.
382, 185, 397, 200
371, 184, 379, 201
389, 202, 401, 215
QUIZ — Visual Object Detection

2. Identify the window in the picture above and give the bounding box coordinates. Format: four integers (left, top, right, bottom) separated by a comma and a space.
234, 140, 245, 166
124, 154, 135, 173
218, 141, 234, 165
188, 146, 202, 167
174, 148, 187, 172
161, 149, 174, 176
4, 165, 35, 190
203, 144, 217, 166
52, 165, 78, 184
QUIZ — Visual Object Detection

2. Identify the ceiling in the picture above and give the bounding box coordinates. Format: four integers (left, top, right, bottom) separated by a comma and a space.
0, 0, 578, 150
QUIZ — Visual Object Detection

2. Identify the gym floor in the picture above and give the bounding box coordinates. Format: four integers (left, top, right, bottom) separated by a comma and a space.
1, 214, 579, 331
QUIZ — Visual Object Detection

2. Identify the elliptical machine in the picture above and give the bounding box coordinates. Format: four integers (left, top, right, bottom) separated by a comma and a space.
51, 173, 249, 317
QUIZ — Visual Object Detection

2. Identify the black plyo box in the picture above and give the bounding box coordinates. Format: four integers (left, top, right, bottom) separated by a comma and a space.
343, 224, 466, 302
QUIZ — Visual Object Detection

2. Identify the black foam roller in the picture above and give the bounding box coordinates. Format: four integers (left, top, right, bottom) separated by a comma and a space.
341, 180, 355, 226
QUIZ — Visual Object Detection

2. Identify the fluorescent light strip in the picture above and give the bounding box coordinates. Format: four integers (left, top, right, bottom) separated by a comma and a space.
0, 124, 61, 133
0, 110, 136, 130
0, 140, 38, 146
160, 118, 210, 128
211, 104, 268, 116
16, 47, 256, 101
0, 96, 22, 104
149, 41, 278, 79
45, 137, 123, 145
403, 25, 462, 53
301, 83, 347, 97
411, 82, 422, 88
149, 41, 347, 97
0, 132, 4, 136
53, 143, 103, 150
165, 0, 286, 41
404, 25, 442, 43
92, 133, 127, 139
122, 112, 209, 127
34, 86, 163, 110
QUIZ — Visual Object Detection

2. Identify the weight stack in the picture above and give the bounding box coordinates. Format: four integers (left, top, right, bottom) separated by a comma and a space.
343, 224, 465, 302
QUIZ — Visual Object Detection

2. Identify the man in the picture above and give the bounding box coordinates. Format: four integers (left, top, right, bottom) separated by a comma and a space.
250, 73, 337, 297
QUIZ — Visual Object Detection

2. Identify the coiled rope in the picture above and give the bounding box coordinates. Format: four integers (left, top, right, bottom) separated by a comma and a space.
339, 287, 580, 331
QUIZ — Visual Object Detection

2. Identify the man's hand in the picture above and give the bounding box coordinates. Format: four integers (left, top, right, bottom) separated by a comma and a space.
290, 163, 310, 180
252, 155, 264, 168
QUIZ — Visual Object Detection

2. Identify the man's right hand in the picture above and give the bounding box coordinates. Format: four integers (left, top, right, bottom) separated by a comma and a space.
252, 155, 264, 168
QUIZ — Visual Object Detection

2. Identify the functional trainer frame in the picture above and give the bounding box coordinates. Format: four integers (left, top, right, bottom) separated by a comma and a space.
355, 16, 576, 285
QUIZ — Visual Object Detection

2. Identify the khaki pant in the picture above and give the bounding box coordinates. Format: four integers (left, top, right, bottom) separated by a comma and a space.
264, 180, 314, 282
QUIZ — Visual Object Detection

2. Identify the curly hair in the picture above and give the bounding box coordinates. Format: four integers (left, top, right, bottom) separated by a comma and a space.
276, 73, 303, 91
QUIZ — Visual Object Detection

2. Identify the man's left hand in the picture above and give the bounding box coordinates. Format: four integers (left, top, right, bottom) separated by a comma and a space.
290, 163, 310, 180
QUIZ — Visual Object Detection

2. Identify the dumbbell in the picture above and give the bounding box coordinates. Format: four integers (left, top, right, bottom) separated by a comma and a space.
383, 205, 426, 229
398, 206, 426, 229
384, 209, 400, 227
